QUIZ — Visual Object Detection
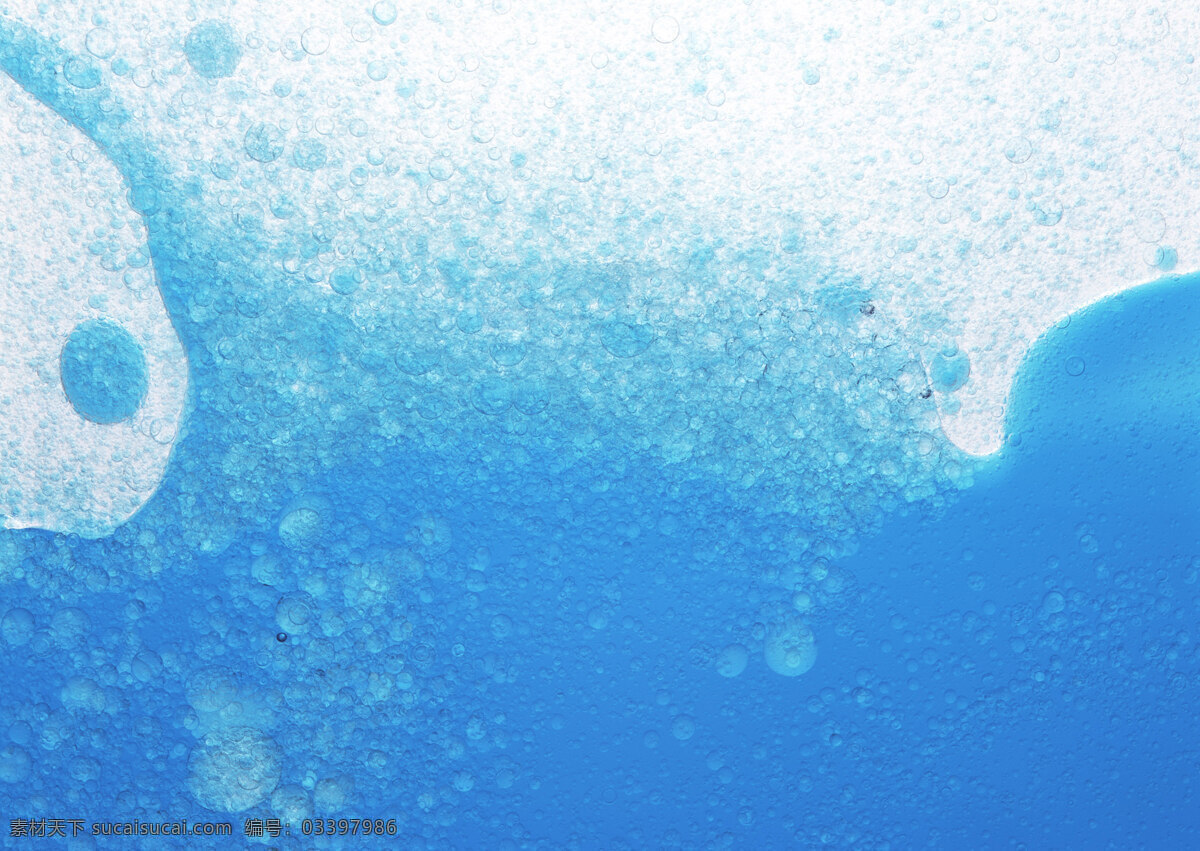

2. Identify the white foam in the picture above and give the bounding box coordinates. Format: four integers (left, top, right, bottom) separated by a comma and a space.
0, 73, 187, 537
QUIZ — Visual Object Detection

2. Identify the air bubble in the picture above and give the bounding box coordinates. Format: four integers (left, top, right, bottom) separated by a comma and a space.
184, 20, 243, 80
716, 644, 749, 678
652, 16, 680, 44
188, 727, 281, 813
85, 28, 117, 60
764, 618, 817, 676
301, 28, 330, 56
60, 320, 149, 424
929, 346, 970, 394
1004, 137, 1032, 164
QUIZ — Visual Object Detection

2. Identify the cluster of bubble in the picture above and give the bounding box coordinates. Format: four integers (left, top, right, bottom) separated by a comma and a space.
0, 7, 983, 568
24, 0, 1182, 841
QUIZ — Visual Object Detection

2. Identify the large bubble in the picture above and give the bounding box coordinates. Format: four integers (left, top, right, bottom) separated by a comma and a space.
184, 20, 242, 79
187, 727, 281, 813
763, 618, 817, 677
59, 320, 149, 424
716, 643, 749, 678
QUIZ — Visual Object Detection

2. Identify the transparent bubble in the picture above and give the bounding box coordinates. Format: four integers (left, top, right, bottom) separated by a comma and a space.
63, 58, 101, 89
276, 592, 316, 636
716, 643, 749, 678
929, 347, 970, 393
244, 123, 284, 163
472, 377, 512, 415
373, 1, 398, 26
279, 507, 323, 550
671, 714, 696, 740
764, 618, 817, 676
1004, 137, 1033, 164
1135, 209, 1167, 243
1042, 590, 1066, 615
926, 177, 950, 199
85, 27, 117, 60
301, 28, 330, 56
188, 727, 281, 813
652, 16, 680, 44
185, 20, 243, 80
291, 138, 328, 171
1, 609, 34, 646
61, 677, 106, 713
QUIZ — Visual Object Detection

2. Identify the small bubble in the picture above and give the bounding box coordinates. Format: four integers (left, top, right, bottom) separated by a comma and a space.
1135, 209, 1166, 243
1154, 246, 1178, 271
85, 27, 117, 60
1004, 137, 1032, 164
652, 16, 680, 44
428, 156, 454, 181
301, 27, 329, 56
276, 632, 288, 643
63, 58, 102, 89
1031, 198, 1063, 226
471, 122, 495, 143
244, 123, 284, 163
184, 20, 242, 80
372, 1, 398, 25
929, 346, 970, 393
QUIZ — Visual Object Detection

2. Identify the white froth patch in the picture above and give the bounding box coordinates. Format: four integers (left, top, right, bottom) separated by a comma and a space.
0, 73, 187, 537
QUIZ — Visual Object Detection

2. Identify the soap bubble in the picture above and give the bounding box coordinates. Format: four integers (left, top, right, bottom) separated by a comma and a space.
188, 727, 281, 813
716, 643, 749, 678
764, 618, 817, 677
184, 20, 243, 79
60, 320, 149, 424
